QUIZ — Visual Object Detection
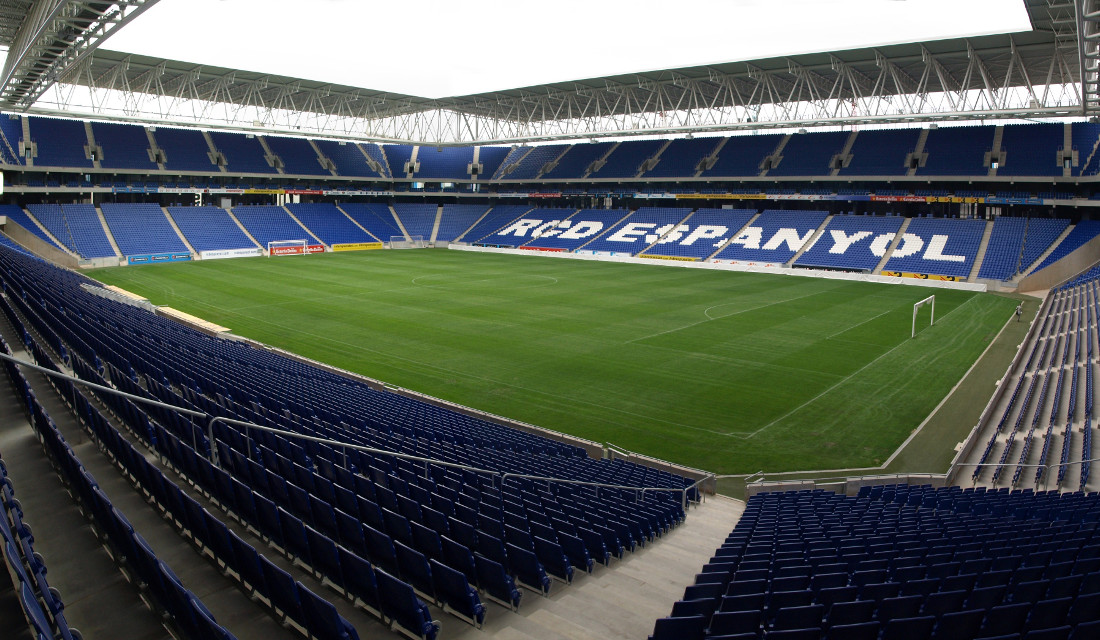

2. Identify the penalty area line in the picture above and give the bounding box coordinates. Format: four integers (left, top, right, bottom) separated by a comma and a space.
627, 288, 828, 344
825, 308, 895, 340
739, 296, 976, 440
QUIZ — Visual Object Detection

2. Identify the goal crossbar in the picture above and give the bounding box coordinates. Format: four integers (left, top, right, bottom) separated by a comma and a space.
268, 239, 307, 256
390, 235, 426, 249
912, 295, 935, 338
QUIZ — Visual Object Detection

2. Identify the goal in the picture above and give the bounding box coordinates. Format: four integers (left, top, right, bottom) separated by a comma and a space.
912, 295, 935, 338
268, 239, 307, 256
389, 235, 426, 249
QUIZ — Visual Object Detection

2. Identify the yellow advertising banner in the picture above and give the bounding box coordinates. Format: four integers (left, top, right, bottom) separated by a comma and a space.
332, 242, 384, 252
927, 196, 984, 204
880, 271, 960, 281
243, 188, 285, 195
638, 254, 698, 262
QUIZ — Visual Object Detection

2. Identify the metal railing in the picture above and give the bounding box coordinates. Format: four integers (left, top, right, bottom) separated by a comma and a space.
0, 349, 701, 513
606, 440, 716, 502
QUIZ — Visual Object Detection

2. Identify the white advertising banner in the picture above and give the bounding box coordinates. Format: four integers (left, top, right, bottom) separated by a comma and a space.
200, 248, 263, 260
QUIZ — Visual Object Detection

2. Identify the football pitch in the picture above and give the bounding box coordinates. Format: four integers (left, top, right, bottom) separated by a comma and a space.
89, 250, 1019, 475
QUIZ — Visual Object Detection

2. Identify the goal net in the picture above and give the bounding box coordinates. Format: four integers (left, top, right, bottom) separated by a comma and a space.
912, 295, 935, 338
268, 239, 307, 256
390, 235, 427, 249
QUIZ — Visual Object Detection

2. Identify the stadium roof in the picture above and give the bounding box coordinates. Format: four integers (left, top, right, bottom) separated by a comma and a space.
0, 0, 1095, 144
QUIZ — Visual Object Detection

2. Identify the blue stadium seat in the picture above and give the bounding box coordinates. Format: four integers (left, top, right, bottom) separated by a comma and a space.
473, 553, 521, 611
649, 614, 707, 640
880, 615, 935, 640
167, 206, 258, 253
27, 116, 93, 168
394, 540, 435, 599
795, 213, 902, 271
558, 532, 594, 574
533, 536, 573, 583
375, 569, 439, 640
299, 583, 361, 640
713, 209, 828, 265
264, 136, 329, 176
825, 621, 880, 640
882, 217, 986, 278
506, 542, 551, 596
428, 559, 485, 627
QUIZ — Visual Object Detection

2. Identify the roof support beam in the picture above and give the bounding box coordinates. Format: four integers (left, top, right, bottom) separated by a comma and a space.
0, 0, 160, 109
1078, 0, 1100, 115
25, 31, 1085, 144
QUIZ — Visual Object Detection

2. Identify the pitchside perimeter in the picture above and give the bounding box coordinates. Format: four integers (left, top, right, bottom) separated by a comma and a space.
89, 250, 1018, 475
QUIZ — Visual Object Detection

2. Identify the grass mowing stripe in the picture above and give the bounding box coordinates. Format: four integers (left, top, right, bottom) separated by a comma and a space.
746, 295, 977, 439
89, 250, 1017, 474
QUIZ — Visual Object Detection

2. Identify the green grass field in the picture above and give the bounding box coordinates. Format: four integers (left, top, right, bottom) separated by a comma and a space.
89, 250, 1018, 475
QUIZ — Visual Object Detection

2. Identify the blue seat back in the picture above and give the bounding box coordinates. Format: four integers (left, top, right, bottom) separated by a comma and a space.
473, 552, 521, 609
299, 583, 360, 640
337, 547, 380, 612
506, 542, 550, 595
395, 540, 434, 597
260, 555, 302, 625
429, 558, 485, 626
376, 569, 438, 640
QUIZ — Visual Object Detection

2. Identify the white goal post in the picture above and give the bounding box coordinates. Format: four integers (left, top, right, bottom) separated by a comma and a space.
912, 295, 935, 338
389, 235, 426, 249
268, 239, 307, 256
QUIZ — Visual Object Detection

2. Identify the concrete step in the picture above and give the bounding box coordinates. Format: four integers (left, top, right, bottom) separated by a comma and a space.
161, 207, 197, 255
95, 206, 123, 258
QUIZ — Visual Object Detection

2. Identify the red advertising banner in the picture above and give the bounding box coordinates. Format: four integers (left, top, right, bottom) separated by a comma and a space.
306, 244, 326, 253
286, 189, 324, 195
271, 246, 305, 256
520, 246, 565, 252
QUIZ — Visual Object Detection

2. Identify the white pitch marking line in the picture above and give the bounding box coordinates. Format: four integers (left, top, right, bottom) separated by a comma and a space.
629, 288, 829, 344
825, 308, 895, 340
740, 295, 977, 440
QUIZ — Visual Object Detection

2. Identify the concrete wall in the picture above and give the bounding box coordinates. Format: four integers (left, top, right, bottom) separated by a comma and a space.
453, 244, 989, 293
1, 221, 79, 269
1018, 233, 1100, 292
607, 448, 717, 494
745, 473, 947, 498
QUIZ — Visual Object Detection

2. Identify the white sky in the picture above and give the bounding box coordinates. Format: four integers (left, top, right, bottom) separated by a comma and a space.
102, 0, 1032, 99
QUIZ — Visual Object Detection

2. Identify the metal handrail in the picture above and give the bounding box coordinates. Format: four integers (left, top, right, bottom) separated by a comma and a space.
207, 414, 501, 478
1, 350, 695, 510
501, 472, 698, 511
605, 442, 631, 457
0, 348, 206, 418
681, 475, 713, 507
714, 471, 764, 482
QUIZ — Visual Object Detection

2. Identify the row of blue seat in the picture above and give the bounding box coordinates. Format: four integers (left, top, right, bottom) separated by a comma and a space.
54, 334, 445, 639
970, 273, 1098, 490
1, 287, 448, 640
0, 388, 81, 640
8, 116, 1098, 178
0, 229, 694, 635
1, 328, 235, 640
650, 486, 1100, 640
